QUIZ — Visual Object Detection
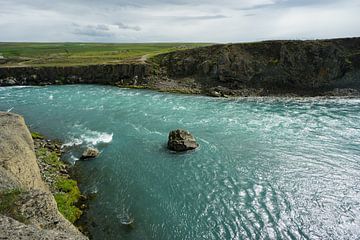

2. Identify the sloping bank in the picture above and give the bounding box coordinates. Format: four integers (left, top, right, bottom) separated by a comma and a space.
0, 37, 360, 96
0, 112, 87, 239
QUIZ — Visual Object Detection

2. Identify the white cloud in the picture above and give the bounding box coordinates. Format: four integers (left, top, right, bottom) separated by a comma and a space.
0, 0, 358, 42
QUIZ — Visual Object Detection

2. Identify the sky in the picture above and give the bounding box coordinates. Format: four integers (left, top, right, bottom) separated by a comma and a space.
0, 0, 359, 43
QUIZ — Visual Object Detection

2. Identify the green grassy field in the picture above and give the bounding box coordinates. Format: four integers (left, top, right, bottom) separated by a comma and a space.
0, 43, 212, 67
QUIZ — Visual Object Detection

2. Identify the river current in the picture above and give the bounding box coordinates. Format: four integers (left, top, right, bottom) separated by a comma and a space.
0, 85, 359, 240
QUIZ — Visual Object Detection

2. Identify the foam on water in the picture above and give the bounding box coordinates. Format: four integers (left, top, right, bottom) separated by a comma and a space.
63, 129, 113, 147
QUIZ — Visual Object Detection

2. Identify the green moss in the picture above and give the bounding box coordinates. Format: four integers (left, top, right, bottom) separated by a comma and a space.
0, 189, 28, 223
34, 143, 83, 223
35, 147, 63, 171
54, 178, 82, 223
31, 131, 44, 139
123, 85, 147, 89
268, 58, 279, 65
158, 88, 200, 95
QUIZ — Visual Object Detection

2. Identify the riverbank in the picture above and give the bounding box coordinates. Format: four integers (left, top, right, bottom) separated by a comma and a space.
0, 112, 87, 239
1, 37, 359, 97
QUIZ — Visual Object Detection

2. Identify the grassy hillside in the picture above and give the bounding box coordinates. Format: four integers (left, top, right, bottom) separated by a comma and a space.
0, 43, 211, 67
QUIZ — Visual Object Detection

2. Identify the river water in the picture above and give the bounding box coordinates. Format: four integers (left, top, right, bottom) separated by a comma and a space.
1, 85, 360, 240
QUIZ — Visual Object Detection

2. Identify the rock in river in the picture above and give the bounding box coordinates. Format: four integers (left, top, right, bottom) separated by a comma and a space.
81, 147, 100, 160
168, 129, 199, 152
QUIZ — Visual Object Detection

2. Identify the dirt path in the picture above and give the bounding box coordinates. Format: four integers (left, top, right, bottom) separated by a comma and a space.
139, 54, 150, 63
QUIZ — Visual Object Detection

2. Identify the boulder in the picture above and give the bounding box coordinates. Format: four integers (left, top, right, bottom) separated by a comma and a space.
80, 147, 99, 160
167, 129, 199, 152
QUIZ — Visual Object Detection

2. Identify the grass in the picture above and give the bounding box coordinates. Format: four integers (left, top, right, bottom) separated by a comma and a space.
36, 147, 63, 172
31, 131, 44, 139
34, 144, 83, 223
0, 189, 28, 223
0, 42, 212, 67
54, 178, 82, 223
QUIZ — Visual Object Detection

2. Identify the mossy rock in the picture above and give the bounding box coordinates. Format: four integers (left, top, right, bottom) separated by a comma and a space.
0, 189, 28, 223
54, 178, 82, 223
31, 131, 44, 139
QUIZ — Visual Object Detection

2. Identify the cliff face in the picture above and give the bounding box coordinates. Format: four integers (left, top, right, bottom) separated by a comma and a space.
0, 63, 152, 86
155, 37, 360, 95
0, 112, 87, 240
0, 38, 360, 96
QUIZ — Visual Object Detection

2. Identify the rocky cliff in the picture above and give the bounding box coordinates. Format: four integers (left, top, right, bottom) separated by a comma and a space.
1, 37, 360, 96
154, 37, 360, 96
0, 64, 152, 86
0, 112, 87, 240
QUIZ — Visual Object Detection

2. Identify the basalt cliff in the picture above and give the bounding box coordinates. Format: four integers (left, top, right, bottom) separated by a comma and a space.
1, 37, 360, 96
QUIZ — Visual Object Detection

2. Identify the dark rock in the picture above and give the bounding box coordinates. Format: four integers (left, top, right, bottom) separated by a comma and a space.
80, 147, 100, 160
208, 90, 222, 97
325, 88, 360, 96
167, 129, 199, 152
157, 37, 360, 96
0, 77, 17, 86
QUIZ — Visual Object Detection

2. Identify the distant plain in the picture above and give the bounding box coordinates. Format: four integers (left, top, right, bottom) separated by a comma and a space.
0, 43, 211, 67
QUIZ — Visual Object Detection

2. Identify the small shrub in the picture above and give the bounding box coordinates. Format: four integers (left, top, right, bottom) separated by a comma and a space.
0, 189, 28, 223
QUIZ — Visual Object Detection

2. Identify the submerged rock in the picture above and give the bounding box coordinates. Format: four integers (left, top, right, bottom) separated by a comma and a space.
80, 147, 100, 160
167, 129, 199, 152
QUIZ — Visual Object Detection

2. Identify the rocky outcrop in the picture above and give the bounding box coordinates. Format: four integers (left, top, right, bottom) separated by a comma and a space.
168, 129, 199, 152
0, 112, 87, 240
154, 37, 360, 96
0, 112, 47, 191
80, 147, 100, 160
0, 63, 152, 87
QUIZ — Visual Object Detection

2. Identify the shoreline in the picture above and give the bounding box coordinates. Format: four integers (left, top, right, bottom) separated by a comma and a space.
1, 83, 360, 99
0, 112, 88, 239
31, 131, 92, 237
1, 37, 359, 98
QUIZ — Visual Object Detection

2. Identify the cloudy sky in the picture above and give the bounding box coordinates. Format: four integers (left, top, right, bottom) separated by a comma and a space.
0, 0, 359, 43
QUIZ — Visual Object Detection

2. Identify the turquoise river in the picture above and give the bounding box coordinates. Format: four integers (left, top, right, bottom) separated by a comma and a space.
0, 85, 360, 240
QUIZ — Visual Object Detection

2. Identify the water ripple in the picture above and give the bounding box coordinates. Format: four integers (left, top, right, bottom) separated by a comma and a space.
1, 85, 360, 239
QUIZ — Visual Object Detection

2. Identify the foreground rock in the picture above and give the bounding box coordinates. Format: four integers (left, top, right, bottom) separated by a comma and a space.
168, 129, 199, 152
80, 147, 100, 160
0, 112, 87, 240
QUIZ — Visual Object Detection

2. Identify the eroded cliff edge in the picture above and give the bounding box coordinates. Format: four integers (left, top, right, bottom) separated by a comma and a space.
1, 37, 360, 96
0, 112, 87, 240
153, 37, 360, 96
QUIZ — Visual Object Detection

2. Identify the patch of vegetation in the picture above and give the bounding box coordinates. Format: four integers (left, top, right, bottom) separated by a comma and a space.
0, 43, 212, 67
345, 57, 352, 65
268, 58, 279, 65
36, 147, 63, 172
54, 178, 82, 223
34, 142, 83, 223
0, 189, 28, 223
158, 87, 201, 95
121, 85, 147, 89
31, 131, 44, 139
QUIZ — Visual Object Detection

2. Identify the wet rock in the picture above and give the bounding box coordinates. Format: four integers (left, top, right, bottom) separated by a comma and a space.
80, 147, 100, 160
167, 129, 199, 152
0, 77, 17, 86
208, 90, 222, 97
325, 88, 360, 96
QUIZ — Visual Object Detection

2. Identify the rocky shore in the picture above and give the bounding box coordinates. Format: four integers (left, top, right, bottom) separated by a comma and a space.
0, 112, 87, 239
0, 37, 360, 97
